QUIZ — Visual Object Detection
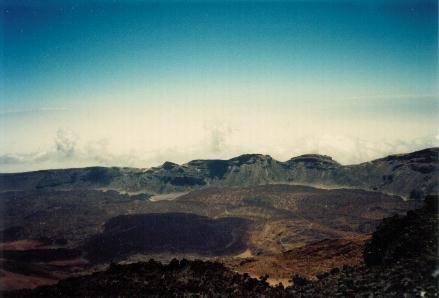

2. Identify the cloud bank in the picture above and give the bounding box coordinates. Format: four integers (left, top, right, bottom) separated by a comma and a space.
0, 127, 437, 173
1, 96, 437, 173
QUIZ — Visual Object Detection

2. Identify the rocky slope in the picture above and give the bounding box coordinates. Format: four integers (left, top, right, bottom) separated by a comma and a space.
5, 196, 437, 297
0, 184, 415, 291
0, 148, 438, 200
4, 259, 286, 297
223, 236, 368, 286
1, 185, 413, 253
288, 195, 438, 297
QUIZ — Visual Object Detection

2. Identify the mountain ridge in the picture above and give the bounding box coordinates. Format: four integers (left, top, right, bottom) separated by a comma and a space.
0, 147, 437, 200
2, 147, 437, 174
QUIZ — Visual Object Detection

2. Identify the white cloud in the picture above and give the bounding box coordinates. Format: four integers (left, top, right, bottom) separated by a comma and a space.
0, 126, 437, 173
0, 95, 438, 172
54, 129, 78, 158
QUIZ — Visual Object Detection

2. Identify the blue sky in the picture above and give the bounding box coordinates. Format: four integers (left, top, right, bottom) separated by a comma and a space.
1, 0, 438, 171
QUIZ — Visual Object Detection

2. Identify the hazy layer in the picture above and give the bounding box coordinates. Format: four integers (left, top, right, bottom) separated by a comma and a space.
1, 1, 437, 172
1, 98, 437, 172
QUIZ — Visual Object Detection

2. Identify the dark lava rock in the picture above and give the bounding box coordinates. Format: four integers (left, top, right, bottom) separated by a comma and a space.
364, 195, 438, 265
4, 196, 438, 297
4, 259, 287, 297
0, 226, 24, 242
289, 196, 438, 297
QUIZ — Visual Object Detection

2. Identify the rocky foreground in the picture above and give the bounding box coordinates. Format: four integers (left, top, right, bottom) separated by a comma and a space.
4, 196, 438, 297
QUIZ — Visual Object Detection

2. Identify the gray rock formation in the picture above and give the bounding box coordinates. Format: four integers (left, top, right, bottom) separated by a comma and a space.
1, 148, 437, 200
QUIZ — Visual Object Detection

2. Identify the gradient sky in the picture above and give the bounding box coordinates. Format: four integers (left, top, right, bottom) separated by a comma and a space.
1, 0, 438, 172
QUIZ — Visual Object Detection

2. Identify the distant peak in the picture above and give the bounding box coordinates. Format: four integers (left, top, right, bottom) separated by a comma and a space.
288, 154, 339, 165
229, 154, 273, 165
161, 161, 180, 170
295, 154, 333, 159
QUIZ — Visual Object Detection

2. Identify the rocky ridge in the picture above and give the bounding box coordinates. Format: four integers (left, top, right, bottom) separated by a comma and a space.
0, 148, 438, 200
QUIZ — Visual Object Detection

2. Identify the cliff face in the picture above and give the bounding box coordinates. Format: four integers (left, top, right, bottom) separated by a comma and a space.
1, 148, 438, 200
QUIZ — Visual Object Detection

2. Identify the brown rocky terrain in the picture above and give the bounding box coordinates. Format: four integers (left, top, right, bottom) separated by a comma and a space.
224, 236, 369, 286
171, 185, 415, 255
4, 196, 437, 297
0, 184, 417, 291
288, 195, 438, 297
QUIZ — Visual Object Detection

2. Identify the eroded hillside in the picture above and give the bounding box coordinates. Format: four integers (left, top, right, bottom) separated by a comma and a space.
1, 148, 437, 199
